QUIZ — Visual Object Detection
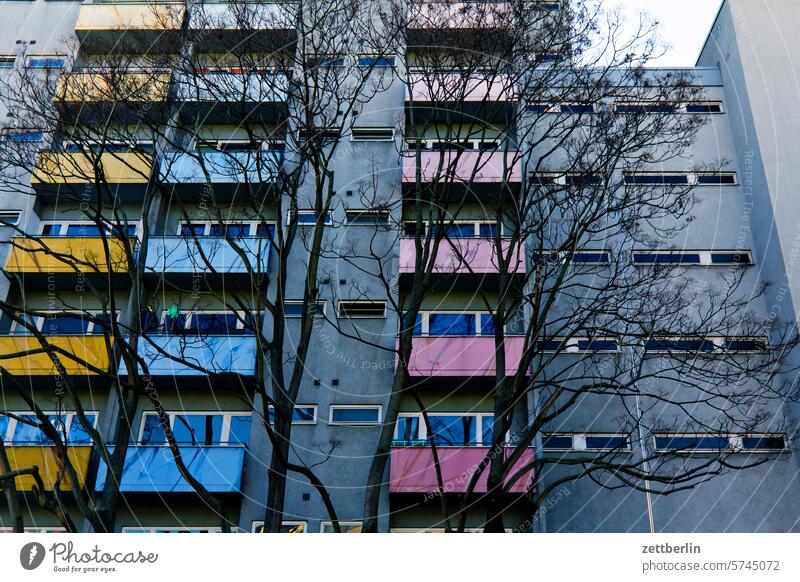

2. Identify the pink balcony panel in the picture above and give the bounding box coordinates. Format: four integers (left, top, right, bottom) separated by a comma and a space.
408, 2, 510, 30
407, 74, 514, 103
405, 336, 525, 377
389, 446, 534, 494
402, 151, 522, 183
399, 238, 525, 275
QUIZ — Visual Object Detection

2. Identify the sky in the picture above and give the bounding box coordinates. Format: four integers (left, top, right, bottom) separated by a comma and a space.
613, 0, 723, 66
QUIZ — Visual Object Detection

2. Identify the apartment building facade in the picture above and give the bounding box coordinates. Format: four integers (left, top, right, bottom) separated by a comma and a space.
0, 0, 799, 534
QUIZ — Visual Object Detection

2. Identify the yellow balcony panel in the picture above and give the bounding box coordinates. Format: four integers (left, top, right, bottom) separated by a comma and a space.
0, 335, 112, 376
31, 151, 153, 186
5, 445, 92, 491
5, 236, 130, 274
76, 3, 185, 32
57, 73, 170, 103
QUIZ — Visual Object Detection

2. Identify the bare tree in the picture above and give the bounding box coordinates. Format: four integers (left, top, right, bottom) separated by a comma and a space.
322, 0, 800, 532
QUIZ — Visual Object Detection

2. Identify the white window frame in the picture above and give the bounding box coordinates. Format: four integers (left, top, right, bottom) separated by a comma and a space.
681, 101, 724, 114
350, 127, 395, 142
320, 521, 363, 533
337, 300, 387, 319
345, 209, 391, 225
414, 310, 511, 337
138, 411, 252, 446
11, 311, 115, 336
644, 336, 768, 354
1, 411, 98, 444
267, 404, 318, 425
623, 172, 737, 186
40, 220, 141, 238
290, 210, 333, 226
329, 405, 382, 426
632, 250, 753, 266
405, 138, 501, 151
537, 249, 610, 265
0, 527, 67, 533
251, 520, 308, 533
121, 526, 222, 533
401, 220, 505, 238
284, 300, 327, 318
542, 433, 631, 452
538, 337, 620, 353
159, 309, 251, 334
394, 412, 499, 446
0, 210, 21, 226
176, 220, 274, 237
653, 433, 737, 454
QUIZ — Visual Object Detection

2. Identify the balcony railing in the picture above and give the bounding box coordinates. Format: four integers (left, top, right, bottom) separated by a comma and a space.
57, 72, 171, 103
119, 335, 258, 376
189, 2, 295, 32
75, 3, 186, 34
399, 237, 525, 275
5, 236, 131, 274
405, 335, 525, 376
402, 150, 522, 184
31, 151, 153, 186
94, 445, 246, 493
158, 150, 282, 190
3, 445, 92, 491
145, 236, 270, 275
0, 335, 112, 376
406, 73, 514, 103
175, 71, 288, 103
389, 446, 533, 493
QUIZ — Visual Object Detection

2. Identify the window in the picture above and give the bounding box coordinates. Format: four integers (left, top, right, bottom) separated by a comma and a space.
2, 130, 43, 143
558, 103, 594, 114
0, 210, 20, 226
411, 311, 521, 337
401, 221, 502, 238
542, 433, 630, 452
139, 412, 251, 446
615, 102, 677, 114
320, 521, 363, 533
1, 411, 97, 445
0, 56, 15, 69
267, 405, 317, 425
329, 406, 382, 425
645, 336, 767, 353
350, 127, 395, 141
338, 301, 386, 318
655, 434, 787, 453
11, 312, 113, 336
537, 337, 619, 353
297, 127, 341, 142
393, 413, 498, 447
696, 172, 737, 185
160, 310, 252, 335
252, 521, 307, 533
356, 56, 395, 68
633, 250, 753, 266
624, 173, 690, 185
530, 172, 600, 186
292, 210, 333, 226
684, 101, 723, 114
27, 57, 65, 69
740, 435, 786, 452
345, 209, 390, 225
308, 55, 345, 68
121, 527, 221, 533
40, 221, 140, 238
178, 220, 274, 238
284, 301, 326, 317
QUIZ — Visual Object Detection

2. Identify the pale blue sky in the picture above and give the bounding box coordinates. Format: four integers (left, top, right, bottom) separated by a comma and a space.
615, 0, 723, 66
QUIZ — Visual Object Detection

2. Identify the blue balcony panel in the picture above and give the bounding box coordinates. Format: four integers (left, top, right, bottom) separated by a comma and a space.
145, 236, 270, 274
120, 335, 257, 376
159, 150, 281, 185
94, 445, 245, 493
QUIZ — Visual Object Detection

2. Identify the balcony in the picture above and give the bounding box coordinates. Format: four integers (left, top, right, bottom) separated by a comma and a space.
31, 151, 154, 200
158, 150, 282, 199
56, 72, 171, 122
5, 236, 131, 277
402, 150, 522, 194
174, 72, 288, 123
3, 446, 92, 491
406, 73, 515, 123
189, 2, 296, 50
406, 336, 524, 377
94, 445, 246, 493
120, 335, 257, 377
389, 446, 534, 493
75, 3, 186, 53
0, 335, 111, 376
399, 237, 525, 275
407, 2, 513, 48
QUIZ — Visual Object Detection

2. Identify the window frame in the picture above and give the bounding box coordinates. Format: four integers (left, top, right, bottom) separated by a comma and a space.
251, 520, 308, 533
337, 300, 387, 319
632, 250, 753, 266
137, 411, 252, 446
267, 404, 318, 425
400, 220, 506, 238
644, 336, 769, 354
345, 209, 391, 225
283, 300, 327, 318
536, 337, 620, 354
158, 309, 253, 335
412, 310, 517, 337
320, 521, 363, 533
177, 220, 275, 237
541, 433, 631, 452
0, 210, 21, 226
1, 410, 98, 445
329, 405, 383, 426
290, 210, 333, 226
11, 311, 116, 336
350, 127, 396, 142
393, 412, 499, 447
